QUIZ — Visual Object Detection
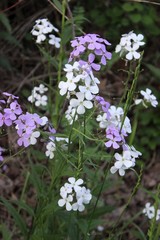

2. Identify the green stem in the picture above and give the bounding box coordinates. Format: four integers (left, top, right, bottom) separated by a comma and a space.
55, 0, 66, 128
109, 165, 143, 238
148, 184, 160, 240
120, 52, 144, 132
85, 151, 114, 240
19, 171, 30, 210
129, 108, 139, 145
77, 115, 86, 177
119, 61, 132, 105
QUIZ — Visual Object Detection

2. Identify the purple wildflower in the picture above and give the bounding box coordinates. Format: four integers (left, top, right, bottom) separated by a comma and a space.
0, 113, 12, 126
105, 126, 122, 149
4, 101, 22, 120
49, 126, 56, 141
95, 96, 110, 117
49, 126, 56, 134
88, 53, 101, 71
105, 135, 121, 149
17, 133, 30, 147
69, 34, 112, 70
3, 92, 19, 99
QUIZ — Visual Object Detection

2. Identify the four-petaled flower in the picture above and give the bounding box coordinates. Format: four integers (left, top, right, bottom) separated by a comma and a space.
70, 92, 93, 114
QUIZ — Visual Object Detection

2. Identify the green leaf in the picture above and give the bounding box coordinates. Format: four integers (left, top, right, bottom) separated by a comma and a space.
0, 197, 28, 236
0, 55, 12, 70
145, 63, 160, 79
129, 14, 141, 23
0, 13, 11, 32
0, 31, 20, 46
0, 224, 12, 240
29, 163, 45, 194
13, 200, 35, 217
107, 52, 121, 69
31, 149, 46, 160
67, 216, 78, 240
52, 0, 62, 12
90, 205, 114, 219
38, 46, 58, 69
122, 3, 135, 12
143, 15, 154, 25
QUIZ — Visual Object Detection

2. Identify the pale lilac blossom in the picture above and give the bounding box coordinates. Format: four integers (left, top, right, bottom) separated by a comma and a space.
69, 34, 112, 69
115, 31, 145, 60
135, 88, 158, 108
70, 92, 93, 115
0, 113, 12, 127
48, 34, 61, 48
58, 178, 92, 212
58, 195, 73, 211
143, 203, 160, 220
31, 18, 59, 44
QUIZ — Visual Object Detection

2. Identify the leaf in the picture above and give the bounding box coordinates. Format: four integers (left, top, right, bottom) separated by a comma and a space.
0, 197, 28, 236
0, 55, 12, 70
31, 149, 46, 160
52, 0, 62, 12
0, 31, 20, 46
38, 46, 58, 69
129, 14, 141, 23
13, 200, 35, 217
107, 52, 121, 69
0, 13, 11, 32
122, 3, 135, 12
67, 216, 78, 240
78, 218, 104, 233
29, 163, 44, 194
145, 63, 160, 79
0, 224, 12, 240
90, 205, 114, 219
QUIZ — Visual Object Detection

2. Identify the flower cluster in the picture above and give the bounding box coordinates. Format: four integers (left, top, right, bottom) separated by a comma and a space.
143, 202, 160, 220
59, 60, 100, 120
58, 177, 92, 212
95, 96, 142, 176
45, 133, 69, 159
0, 92, 48, 148
96, 96, 131, 149
69, 34, 112, 70
28, 84, 48, 107
115, 31, 145, 60
15, 113, 47, 147
110, 146, 142, 176
31, 18, 61, 47
135, 88, 158, 108
59, 34, 112, 123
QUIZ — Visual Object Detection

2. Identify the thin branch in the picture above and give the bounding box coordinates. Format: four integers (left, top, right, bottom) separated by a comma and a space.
47, 0, 69, 20
0, 0, 25, 13
127, 0, 160, 5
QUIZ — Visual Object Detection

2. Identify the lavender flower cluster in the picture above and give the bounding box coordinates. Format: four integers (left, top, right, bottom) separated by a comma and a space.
0, 91, 69, 165
59, 34, 112, 123
0, 92, 48, 148
95, 96, 142, 176
69, 34, 112, 69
